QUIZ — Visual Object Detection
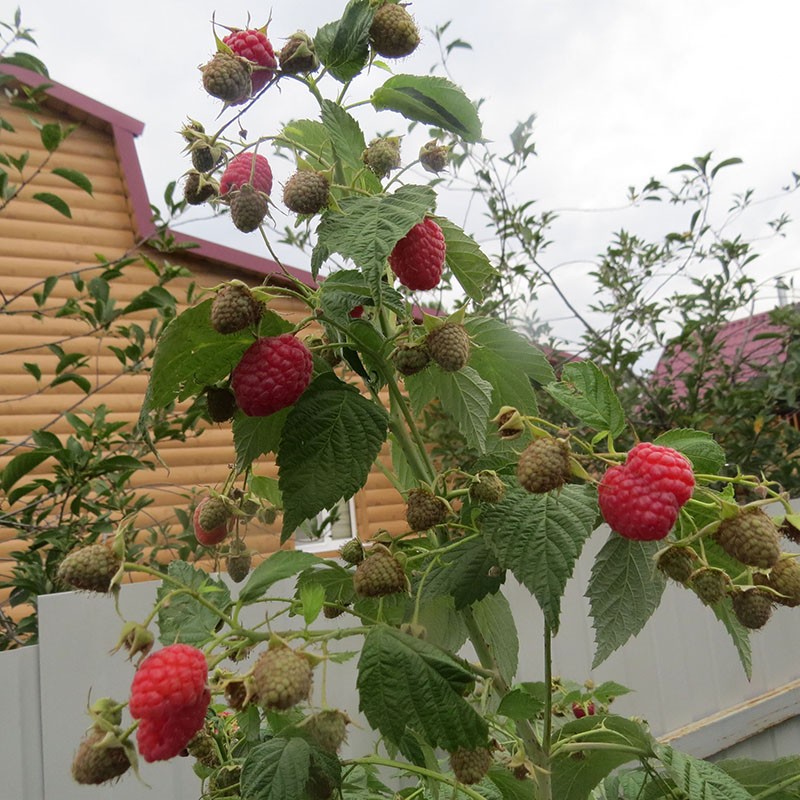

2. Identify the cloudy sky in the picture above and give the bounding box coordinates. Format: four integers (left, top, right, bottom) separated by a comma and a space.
14, 0, 800, 353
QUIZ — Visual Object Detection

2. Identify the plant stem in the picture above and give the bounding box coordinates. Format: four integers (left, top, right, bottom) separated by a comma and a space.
543, 623, 553, 758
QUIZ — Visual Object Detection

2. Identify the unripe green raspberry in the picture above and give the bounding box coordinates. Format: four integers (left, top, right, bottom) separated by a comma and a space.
201, 53, 252, 104
230, 184, 269, 232
419, 139, 450, 174
353, 547, 408, 598
657, 546, 697, 584
183, 171, 217, 205
283, 171, 330, 215
205, 386, 237, 422
186, 725, 220, 768
369, 3, 420, 58
226, 540, 252, 583
211, 283, 263, 334
449, 747, 492, 785
715, 508, 781, 569
198, 496, 230, 531
279, 31, 320, 74
753, 557, 800, 606
71, 729, 131, 785
252, 646, 313, 710
362, 136, 401, 178
516, 438, 571, 494
425, 324, 470, 372
306, 709, 349, 753
469, 471, 506, 504
690, 567, 730, 605
339, 538, 365, 565
731, 587, 774, 629
391, 343, 431, 376
57, 543, 121, 593
406, 488, 449, 531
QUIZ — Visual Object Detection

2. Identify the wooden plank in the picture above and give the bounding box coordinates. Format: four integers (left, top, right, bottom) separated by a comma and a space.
0, 219, 136, 249
661, 679, 800, 758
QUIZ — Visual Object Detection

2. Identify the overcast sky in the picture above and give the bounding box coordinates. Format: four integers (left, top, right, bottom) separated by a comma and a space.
15, 0, 800, 353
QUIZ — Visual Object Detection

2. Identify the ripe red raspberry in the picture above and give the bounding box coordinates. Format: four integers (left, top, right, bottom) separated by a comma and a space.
220, 152, 273, 197
223, 28, 277, 98
389, 218, 446, 291
231, 334, 313, 417
598, 443, 694, 541
136, 690, 210, 762
129, 644, 209, 719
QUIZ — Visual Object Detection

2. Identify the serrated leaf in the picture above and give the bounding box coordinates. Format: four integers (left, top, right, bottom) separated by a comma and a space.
414, 595, 469, 653
371, 75, 482, 142
239, 550, 324, 603
465, 317, 555, 414
51, 167, 92, 195
316, 185, 436, 303
655, 745, 752, 800
497, 685, 547, 721
299, 582, 326, 624
320, 100, 382, 194
481, 485, 598, 631
421, 535, 504, 609
156, 562, 231, 645
233, 408, 290, 471
653, 428, 725, 475
712, 598, 752, 679
249, 474, 282, 506
315, 0, 373, 82
405, 366, 493, 453
241, 737, 312, 800
551, 715, 655, 800
278, 119, 333, 172
320, 269, 405, 322
545, 361, 626, 437
488, 765, 536, 800
587, 533, 666, 668
357, 625, 488, 750
33, 191, 70, 217
716, 755, 800, 797
432, 216, 496, 302
277, 373, 388, 537
472, 591, 518, 684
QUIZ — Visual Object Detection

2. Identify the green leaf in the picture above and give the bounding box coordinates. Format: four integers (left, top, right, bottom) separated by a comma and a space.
22, 362, 41, 381
0, 52, 49, 76
156, 562, 231, 646
406, 366, 493, 453
121, 286, 175, 314
420, 534, 504, 610
278, 119, 333, 173
655, 745, 752, 800
465, 317, 556, 414
487, 765, 536, 800
38, 122, 62, 152
414, 595, 469, 653
241, 737, 312, 800
315, 0, 373, 83
299, 581, 326, 624
712, 597, 752, 679
51, 167, 92, 195
32, 192, 70, 217
544, 361, 626, 437
551, 715, 656, 800
472, 591, 518, 684
320, 269, 405, 324
1, 449, 53, 493
710, 157, 743, 178
239, 550, 324, 603
320, 100, 382, 195
587, 533, 666, 668
371, 75, 483, 143
433, 216, 496, 302
716, 755, 800, 797
653, 428, 725, 475
481, 485, 598, 631
233, 408, 290, 471
497, 684, 547, 721
357, 625, 488, 751
277, 373, 388, 538
316, 184, 436, 303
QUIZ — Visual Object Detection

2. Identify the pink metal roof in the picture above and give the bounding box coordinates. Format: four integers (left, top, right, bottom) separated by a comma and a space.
1, 64, 312, 286
652, 308, 788, 396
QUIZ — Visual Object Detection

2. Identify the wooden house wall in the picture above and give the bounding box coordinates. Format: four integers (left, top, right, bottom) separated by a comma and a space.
0, 93, 404, 621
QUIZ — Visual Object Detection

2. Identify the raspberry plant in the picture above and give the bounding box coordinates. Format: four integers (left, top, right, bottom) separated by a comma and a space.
75, 3, 800, 798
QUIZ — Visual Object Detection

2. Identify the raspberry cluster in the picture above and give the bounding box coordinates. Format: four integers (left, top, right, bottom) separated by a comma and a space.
129, 644, 210, 762
598, 443, 694, 541
57, 543, 120, 593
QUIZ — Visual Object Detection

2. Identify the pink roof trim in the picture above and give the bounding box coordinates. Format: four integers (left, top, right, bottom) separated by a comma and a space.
3, 65, 311, 285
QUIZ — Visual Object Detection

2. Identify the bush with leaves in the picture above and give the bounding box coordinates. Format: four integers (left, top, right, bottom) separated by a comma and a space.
66, 4, 800, 799
0, 12, 213, 648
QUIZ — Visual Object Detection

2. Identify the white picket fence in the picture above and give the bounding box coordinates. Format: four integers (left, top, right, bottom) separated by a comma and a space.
3, 518, 800, 800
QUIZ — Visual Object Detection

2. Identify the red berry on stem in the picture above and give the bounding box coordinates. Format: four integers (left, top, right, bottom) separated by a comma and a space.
223, 28, 277, 98
231, 334, 313, 417
220, 152, 273, 197
389, 218, 446, 291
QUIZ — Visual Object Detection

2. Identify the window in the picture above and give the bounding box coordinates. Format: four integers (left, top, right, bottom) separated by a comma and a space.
293, 498, 357, 553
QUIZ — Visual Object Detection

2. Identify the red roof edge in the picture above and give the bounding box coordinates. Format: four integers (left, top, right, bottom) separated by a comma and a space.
4, 64, 314, 286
